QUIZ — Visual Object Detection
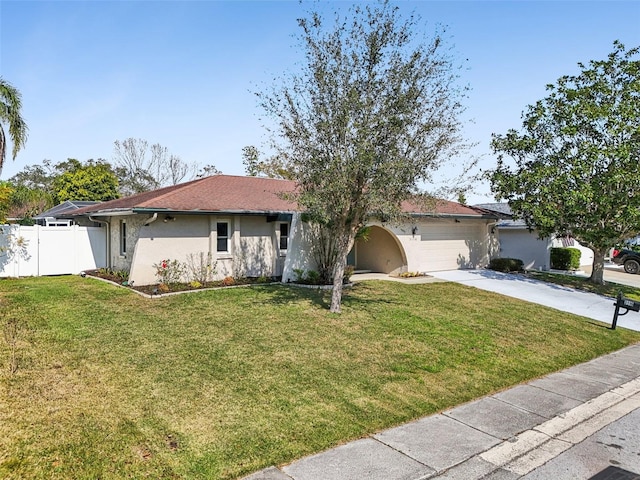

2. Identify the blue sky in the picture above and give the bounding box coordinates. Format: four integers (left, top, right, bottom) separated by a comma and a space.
1, 0, 639, 203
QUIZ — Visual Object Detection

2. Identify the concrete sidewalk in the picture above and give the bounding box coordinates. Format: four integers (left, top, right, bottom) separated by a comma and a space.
245, 344, 640, 480
428, 269, 640, 332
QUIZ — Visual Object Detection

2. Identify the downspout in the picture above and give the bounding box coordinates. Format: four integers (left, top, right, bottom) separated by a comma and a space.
89, 216, 111, 269
144, 213, 158, 226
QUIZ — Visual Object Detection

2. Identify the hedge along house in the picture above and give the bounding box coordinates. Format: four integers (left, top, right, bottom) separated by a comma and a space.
70, 175, 298, 286
70, 175, 499, 286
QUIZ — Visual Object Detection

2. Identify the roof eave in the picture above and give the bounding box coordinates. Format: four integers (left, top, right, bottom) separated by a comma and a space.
407, 212, 500, 220
132, 207, 298, 216
67, 208, 135, 218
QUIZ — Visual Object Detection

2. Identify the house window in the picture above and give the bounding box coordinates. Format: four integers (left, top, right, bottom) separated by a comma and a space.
279, 223, 289, 251
217, 222, 229, 252
120, 220, 127, 256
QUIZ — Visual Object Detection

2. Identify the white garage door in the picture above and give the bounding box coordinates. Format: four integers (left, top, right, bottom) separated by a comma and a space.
418, 220, 488, 271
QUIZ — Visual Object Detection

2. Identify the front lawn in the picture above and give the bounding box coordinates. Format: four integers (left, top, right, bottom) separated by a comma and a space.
1, 276, 638, 479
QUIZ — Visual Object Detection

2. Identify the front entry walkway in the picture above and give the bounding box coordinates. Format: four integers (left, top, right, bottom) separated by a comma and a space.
350, 272, 444, 285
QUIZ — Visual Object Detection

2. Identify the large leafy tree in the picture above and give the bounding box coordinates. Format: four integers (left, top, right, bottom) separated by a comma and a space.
490, 41, 640, 285
51, 159, 120, 204
259, 2, 469, 312
5, 185, 52, 224
0, 78, 28, 174
8, 158, 121, 218
8, 160, 56, 220
0, 181, 13, 223
9, 159, 56, 192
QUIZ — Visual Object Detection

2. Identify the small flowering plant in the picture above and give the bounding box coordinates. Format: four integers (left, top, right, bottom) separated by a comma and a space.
153, 258, 186, 284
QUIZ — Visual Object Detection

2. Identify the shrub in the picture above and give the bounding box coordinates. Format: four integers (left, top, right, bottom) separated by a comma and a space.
550, 247, 581, 271
305, 270, 321, 285
343, 265, 355, 283
293, 268, 306, 283
153, 259, 186, 284
398, 271, 423, 278
488, 258, 524, 273
96, 268, 129, 281
291, 269, 323, 285
189, 280, 202, 289
221, 276, 235, 287
185, 252, 216, 284
114, 270, 129, 281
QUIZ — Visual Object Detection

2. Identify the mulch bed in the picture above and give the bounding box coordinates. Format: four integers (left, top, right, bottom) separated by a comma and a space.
82, 269, 280, 295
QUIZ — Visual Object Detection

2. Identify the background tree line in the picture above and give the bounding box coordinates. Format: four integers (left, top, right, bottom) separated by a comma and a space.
0, 138, 220, 224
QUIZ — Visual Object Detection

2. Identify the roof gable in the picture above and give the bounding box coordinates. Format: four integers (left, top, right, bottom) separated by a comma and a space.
473, 203, 513, 217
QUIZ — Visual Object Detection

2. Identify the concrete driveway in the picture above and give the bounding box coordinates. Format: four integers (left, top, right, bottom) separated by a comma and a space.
428, 269, 640, 332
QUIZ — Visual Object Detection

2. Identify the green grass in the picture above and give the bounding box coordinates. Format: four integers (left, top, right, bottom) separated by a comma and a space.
527, 271, 640, 300
1, 276, 639, 479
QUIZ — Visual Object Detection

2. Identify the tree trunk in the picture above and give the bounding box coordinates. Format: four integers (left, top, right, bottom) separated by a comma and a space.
589, 248, 607, 285
330, 254, 347, 313
329, 231, 355, 313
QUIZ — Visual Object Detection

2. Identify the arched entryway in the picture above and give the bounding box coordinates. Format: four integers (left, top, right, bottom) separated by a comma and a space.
349, 225, 408, 275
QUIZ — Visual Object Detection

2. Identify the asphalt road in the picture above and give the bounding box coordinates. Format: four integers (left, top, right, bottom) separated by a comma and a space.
522, 405, 640, 479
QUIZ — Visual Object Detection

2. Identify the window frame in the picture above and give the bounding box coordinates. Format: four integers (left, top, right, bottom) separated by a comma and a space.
278, 222, 289, 253
119, 219, 127, 256
216, 221, 230, 254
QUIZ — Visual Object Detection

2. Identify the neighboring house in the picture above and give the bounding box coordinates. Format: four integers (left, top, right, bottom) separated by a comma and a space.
69, 175, 499, 286
475, 203, 593, 270
33, 200, 101, 226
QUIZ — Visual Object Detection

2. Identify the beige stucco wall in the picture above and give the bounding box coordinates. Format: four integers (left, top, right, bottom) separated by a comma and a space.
282, 213, 316, 283
109, 214, 148, 272
113, 212, 496, 284
284, 216, 497, 280
122, 214, 288, 286
498, 228, 550, 270
355, 226, 406, 274
128, 215, 210, 285
233, 215, 283, 278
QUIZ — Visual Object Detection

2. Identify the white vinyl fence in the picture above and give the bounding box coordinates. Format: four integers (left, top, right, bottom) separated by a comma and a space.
0, 225, 107, 278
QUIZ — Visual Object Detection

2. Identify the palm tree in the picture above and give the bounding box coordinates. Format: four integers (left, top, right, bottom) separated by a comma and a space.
0, 77, 28, 174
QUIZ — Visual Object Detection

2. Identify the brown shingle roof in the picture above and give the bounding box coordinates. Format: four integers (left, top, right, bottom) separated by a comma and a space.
401, 198, 490, 216
72, 175, 298, 216
71, 175, 493, 218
